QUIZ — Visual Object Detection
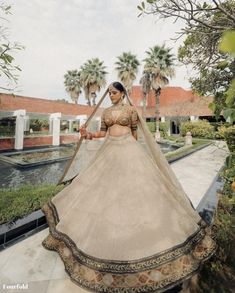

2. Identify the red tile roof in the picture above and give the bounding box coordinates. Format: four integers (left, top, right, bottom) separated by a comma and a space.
130, 86, 213, 117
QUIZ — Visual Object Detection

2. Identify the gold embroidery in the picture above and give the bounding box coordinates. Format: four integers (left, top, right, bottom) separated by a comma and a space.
100, 105, 138, 132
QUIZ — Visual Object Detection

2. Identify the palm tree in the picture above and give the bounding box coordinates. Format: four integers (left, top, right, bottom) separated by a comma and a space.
64, 70, 82, 104
115, 52, 140, 94
143, 44, 175, 135
80, 58, 107, 106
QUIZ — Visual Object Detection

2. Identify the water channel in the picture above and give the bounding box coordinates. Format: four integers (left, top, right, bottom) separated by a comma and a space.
0, 142, 180, 189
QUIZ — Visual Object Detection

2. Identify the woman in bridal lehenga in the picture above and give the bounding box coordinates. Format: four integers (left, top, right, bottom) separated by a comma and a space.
42, 82, 216, 292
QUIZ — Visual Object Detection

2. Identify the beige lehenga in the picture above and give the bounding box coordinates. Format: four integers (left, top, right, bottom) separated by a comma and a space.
42, 103, 216, 292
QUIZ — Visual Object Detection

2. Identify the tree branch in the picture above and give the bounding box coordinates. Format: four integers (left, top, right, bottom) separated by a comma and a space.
212, 0, 235, 23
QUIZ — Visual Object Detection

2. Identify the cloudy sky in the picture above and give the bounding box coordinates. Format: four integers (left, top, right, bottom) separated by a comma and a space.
4, 0, 190, 104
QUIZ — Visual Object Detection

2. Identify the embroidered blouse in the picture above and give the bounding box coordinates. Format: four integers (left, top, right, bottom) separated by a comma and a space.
100, 104, 138, 132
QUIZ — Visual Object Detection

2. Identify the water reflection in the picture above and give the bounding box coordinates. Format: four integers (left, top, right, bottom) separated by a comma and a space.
0, 160, 67, 188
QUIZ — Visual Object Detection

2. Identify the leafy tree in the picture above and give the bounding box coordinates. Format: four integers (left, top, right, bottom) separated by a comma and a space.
64, 70, 81, 104
80, 58, 107, 106
0, 2, 23, 90
141, 44, 175, 131
115, 52, 140, 94
138, 0, 235, 122
219, 30, 235, 122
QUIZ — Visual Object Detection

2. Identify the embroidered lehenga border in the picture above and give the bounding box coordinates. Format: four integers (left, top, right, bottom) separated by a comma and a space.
42, 200, 216, 293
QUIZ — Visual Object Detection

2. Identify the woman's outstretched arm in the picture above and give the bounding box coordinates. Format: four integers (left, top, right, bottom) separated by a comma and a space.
80, 125, 106, 139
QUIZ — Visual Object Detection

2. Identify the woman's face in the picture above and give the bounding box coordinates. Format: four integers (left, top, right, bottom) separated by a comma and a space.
108, 85, 123, 105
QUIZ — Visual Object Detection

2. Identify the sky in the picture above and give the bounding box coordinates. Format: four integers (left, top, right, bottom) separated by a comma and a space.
3, 0, 191, 104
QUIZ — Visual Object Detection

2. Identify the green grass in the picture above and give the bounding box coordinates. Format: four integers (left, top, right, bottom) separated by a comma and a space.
165, 138, 211, 162
0, 184, 64, 225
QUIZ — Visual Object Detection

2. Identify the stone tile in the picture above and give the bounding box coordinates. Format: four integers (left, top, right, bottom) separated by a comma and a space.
0, 243, 17, 272
0, 229, 57, 284
171, 143, 227, 208
49, 253, 68, 280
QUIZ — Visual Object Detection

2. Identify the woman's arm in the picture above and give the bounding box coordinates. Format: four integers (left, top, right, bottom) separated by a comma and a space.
80, 125, 106, 139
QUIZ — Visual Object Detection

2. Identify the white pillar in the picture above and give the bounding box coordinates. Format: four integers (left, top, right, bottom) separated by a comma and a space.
14, 110, 26, 150
76, 115, 87, 127
50, 113, 61, 146
161, 116, 165, 123
190, 115, 195, 121
190, 115, 199, 122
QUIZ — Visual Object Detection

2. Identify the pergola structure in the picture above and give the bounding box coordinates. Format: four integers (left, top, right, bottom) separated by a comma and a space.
0, 110, 101, 150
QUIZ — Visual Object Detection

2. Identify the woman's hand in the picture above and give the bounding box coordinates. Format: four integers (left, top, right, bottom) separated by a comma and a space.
80, 124, 93, 140
80, 124, 88, 138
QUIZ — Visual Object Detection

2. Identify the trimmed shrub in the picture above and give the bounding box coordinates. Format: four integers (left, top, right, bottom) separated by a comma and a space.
146, 121, 156, 133
159, 122, 170, 138
0, 184, 64, 224
180, 120, 214, 138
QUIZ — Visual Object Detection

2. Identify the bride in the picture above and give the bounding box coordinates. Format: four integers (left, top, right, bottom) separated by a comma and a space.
42, 82, 216, 292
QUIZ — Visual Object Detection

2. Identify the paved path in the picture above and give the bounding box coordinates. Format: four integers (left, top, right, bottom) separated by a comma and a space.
0, 142, 228, 293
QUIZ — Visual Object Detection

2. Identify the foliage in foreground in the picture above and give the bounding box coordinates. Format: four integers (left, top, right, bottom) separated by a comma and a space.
198, 152, 235, 292
0, 184, 64, 224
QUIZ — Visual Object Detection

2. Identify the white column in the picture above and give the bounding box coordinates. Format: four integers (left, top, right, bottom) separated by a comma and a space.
190, 115, 195, 121
190, 115, 199, 122
161, 116, 165, 123
14, 110, 26, 150
50, 113, 61, 146
76, 115, 87, 127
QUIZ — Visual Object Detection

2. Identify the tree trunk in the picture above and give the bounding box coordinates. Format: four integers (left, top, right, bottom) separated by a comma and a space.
155, 89, 161, 132
143, 93, 147, 121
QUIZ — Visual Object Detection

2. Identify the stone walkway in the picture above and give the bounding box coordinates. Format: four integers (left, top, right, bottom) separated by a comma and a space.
0, 142, 228, 293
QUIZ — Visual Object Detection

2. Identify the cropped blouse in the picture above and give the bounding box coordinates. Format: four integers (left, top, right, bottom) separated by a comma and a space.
100, 104, 138, 132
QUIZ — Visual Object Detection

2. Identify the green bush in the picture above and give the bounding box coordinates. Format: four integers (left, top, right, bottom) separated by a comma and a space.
159, 122, 170, 138
180, 120, 214, 138
0, 184, 64, 224
0, 125, 15, 136
198, 158, 235, 292
224, 125, 235, 152
146, 121, 156, 133
146, 121, 170, 138
30, 119, 49, 131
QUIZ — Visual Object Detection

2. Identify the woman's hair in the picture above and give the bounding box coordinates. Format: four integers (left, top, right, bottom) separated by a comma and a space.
110, 81, 127, 96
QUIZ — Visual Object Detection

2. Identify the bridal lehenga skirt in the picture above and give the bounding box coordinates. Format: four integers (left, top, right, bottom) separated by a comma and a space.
42, 133, 216, 292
